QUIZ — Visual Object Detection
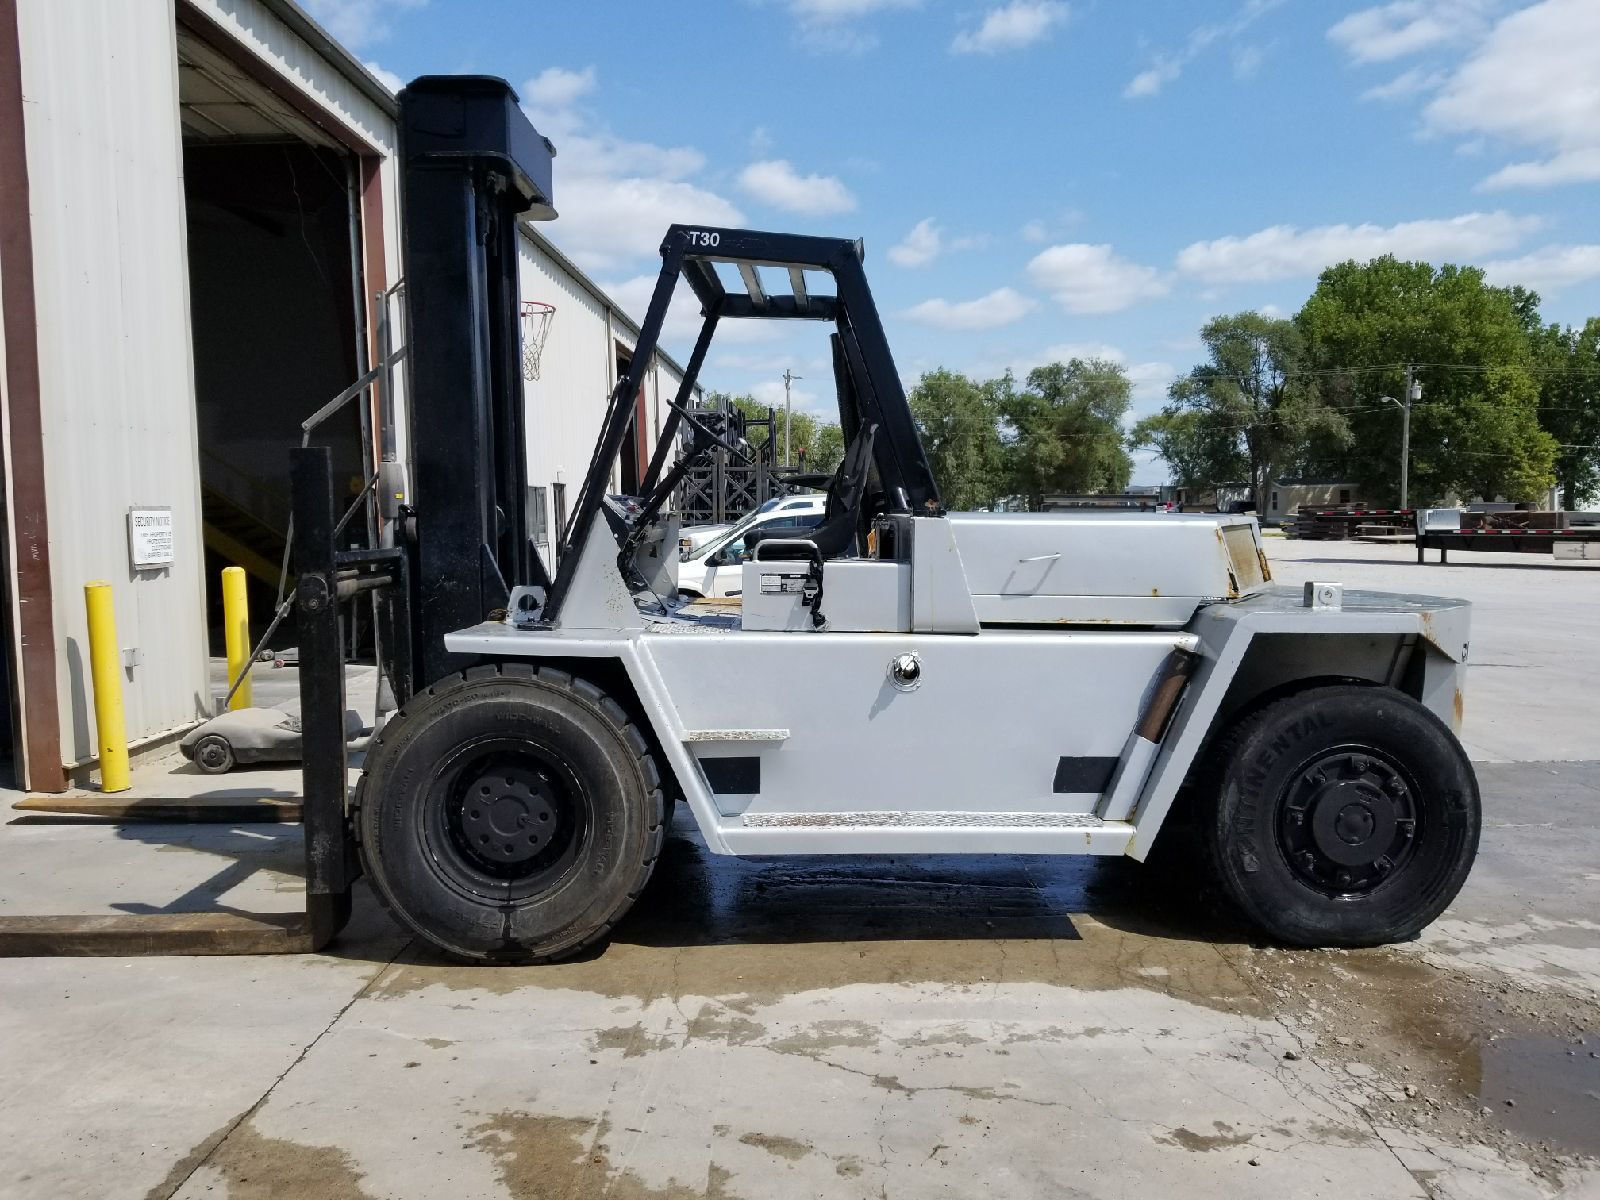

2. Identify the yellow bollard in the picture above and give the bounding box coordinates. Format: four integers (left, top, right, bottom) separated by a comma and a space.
221, 565, 252, 711
84, 581, 130, 793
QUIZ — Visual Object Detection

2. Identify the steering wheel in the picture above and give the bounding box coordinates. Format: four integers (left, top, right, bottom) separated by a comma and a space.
669, 401, 746, 458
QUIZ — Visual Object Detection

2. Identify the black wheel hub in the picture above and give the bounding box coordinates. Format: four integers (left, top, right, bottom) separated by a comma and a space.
427, 742, 588, 896
1278, 749, 1418, 895
194, 738, 231, 771
458, 764, 559, 867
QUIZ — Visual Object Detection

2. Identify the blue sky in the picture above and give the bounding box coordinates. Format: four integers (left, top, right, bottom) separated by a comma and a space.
310, 0, 1600, 484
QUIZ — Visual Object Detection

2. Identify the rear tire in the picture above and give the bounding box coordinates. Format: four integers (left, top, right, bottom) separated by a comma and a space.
354, 663, 665, 963
1200, 684, 1479, 947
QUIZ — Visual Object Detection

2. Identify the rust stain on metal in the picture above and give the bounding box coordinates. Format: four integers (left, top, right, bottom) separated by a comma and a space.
1452, 685, 1465, 731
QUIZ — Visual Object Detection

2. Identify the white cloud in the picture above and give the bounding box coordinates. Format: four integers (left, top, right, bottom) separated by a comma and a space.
558, 177, 744, 271
523, 66, 596, 109
1480, 149, 1600, 190
1359, 66, 1445, 101
1232, 44, 1265, 80
737, 160, 856, 215
885, 219, 984, 267
1423, 0, 1600, 191
1123, 0, 1282, 99
786, 0, 920, 51
516, 70, 743, 273
1483, 244, 1600, 292
902, 287, 1035, 330
1174, 212, 1540, 283
951, 1, 1069, 55
362, 60, 403, 93
1026, 243, 1169, 313
301, 0, 425, 48
1326, 0, 1494, 64
1123, 59, 1182, 99
790, 0, 918, 17
888, 218, 943, 267
554, 132, 705, 182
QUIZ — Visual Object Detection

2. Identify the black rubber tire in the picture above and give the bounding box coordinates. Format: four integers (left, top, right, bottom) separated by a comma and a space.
354, 663, 665, 964
191, 734, 235, 775
1199, 684, 1480, 947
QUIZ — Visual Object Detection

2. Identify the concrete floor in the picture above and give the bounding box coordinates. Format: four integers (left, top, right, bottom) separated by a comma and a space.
2, 540, 1597, 1200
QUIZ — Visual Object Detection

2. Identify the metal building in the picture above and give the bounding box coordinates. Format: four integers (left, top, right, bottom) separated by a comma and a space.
0, 0, 691, 792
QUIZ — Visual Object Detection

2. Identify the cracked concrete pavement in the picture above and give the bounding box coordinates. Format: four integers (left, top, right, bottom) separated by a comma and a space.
1, 538, 1597, 1199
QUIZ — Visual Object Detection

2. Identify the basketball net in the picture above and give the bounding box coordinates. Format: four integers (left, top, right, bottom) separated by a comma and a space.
520, 301, 556, 381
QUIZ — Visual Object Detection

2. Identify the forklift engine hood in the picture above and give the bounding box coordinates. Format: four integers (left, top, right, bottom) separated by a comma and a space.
947, 511, 1270, 627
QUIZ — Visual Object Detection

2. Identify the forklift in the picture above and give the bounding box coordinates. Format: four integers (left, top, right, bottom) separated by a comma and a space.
291, 76, 1480, 965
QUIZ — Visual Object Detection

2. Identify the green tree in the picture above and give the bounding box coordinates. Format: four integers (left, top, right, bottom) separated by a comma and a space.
1531, 318, 1600, 508
1134, 312, 1347, 511
1295, 257, 1556, 504
1128, 407, 1243, 492
992, 358, 1133, 509
907, 368, 1003, 510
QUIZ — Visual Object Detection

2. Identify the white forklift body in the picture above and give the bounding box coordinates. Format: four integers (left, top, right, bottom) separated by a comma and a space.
358, 222, 1479, 963
448, 511, 1470, 862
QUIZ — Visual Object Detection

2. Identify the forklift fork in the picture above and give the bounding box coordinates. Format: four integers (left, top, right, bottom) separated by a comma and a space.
0, 450, 396, 958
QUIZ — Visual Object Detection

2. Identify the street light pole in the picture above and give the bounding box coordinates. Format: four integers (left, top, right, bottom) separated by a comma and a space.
782, 368, 801, 467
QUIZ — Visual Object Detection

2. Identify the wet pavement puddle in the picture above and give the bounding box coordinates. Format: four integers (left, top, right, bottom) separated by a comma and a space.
1479, 1031, 1600, 1157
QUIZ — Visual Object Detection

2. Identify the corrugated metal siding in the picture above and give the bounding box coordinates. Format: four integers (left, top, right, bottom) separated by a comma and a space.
184, 0, 394, 154
517, 228, 694, 524
518, 231, 615, 506
17, 0, 210, 762
12, 0, 685, 763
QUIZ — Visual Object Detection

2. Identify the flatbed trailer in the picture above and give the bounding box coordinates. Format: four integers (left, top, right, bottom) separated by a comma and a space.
1415, 509, 1600, 563
1416, 527, 1600, 562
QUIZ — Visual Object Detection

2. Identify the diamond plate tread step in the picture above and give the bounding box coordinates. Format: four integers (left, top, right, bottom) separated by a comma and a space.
682, 729, 789, 743
741, 810, 1105, 829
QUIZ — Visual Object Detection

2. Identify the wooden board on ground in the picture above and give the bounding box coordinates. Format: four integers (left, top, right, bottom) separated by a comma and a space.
13, 795, 302, 823
0, 912, 313, 956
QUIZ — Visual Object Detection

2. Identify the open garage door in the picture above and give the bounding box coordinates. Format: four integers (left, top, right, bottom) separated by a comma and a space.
177, 17, 372, 659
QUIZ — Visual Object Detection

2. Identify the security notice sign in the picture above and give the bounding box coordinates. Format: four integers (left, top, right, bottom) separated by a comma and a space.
128, 507, 175, 568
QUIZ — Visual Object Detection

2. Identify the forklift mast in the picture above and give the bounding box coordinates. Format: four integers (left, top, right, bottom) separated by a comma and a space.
397, 76, 556, 687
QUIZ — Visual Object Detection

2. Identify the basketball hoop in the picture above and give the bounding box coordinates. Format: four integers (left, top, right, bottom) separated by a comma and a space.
520, 300, 556, 381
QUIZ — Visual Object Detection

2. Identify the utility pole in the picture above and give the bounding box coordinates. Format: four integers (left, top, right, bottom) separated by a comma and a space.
782, 368, 801, 467
1400, 367, 1419, 510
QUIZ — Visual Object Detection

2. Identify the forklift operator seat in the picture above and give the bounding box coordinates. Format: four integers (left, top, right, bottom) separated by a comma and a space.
765, 423, 878, 562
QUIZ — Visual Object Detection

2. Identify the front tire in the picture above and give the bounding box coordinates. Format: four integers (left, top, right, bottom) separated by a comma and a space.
1201, 684, 1479, 947
355, 663, 665, 963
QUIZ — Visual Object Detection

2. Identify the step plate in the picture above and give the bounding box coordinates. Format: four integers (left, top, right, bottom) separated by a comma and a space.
742, 810, 1103, 829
